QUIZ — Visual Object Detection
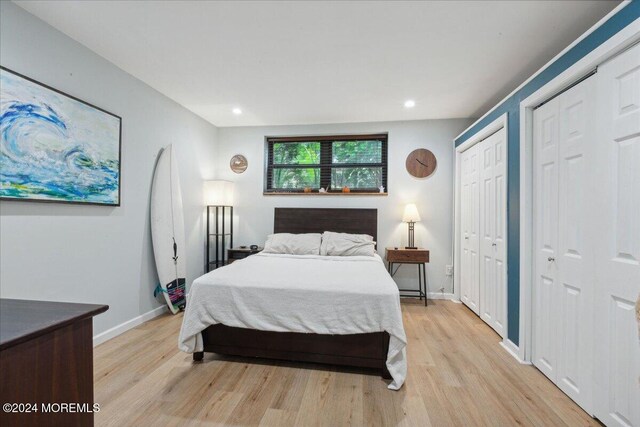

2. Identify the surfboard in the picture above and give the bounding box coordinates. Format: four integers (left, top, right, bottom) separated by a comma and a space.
150, 145, 186, 314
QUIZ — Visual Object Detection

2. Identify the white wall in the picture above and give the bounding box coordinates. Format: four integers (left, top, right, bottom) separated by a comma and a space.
216, 119, 472, 294
0, 2, 218, 336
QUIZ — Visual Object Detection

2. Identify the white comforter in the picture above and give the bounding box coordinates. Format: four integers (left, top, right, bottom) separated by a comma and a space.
178, 253, 407, 390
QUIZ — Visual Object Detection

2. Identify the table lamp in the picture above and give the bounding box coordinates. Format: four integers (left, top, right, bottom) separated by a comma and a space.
402, 203, 421, 249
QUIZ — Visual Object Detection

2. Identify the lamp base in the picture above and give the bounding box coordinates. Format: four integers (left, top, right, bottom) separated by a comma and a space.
406, 221, 417, 250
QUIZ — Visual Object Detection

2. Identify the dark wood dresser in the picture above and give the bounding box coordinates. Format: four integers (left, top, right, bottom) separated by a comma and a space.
0, 299, 108, 427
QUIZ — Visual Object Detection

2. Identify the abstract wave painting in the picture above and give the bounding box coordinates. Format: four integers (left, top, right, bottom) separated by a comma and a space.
0, 67, 121, 205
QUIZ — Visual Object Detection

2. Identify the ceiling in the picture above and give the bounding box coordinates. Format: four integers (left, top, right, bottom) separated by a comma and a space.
15, 1, 619, 127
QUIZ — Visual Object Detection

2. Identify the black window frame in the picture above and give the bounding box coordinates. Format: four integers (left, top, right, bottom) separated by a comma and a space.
264, 133, 388, 194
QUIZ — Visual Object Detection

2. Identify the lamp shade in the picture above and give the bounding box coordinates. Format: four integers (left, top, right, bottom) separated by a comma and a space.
402, 203, 421, 222
204, 180, 234, 206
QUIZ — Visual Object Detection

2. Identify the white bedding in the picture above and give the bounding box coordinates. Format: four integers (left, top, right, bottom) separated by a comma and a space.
178, 252, 407, 390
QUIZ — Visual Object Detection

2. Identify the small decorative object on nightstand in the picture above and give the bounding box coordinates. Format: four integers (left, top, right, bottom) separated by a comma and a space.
402, 203, 421, 249
227, 246, 263, 264
386, 247, 430, 306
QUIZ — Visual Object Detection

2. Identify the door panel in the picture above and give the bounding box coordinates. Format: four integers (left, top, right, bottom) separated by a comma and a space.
559, 282, 581, 394
460, 144, 480, 314
469, 150, 480, 313
533, 76, 596, 412
479, 128, 507, 337
593, 42, 640, 427
493, 132, 507, 337
533, 98, 560, 382
480, 139, 495, 325
536, 275, 556, 374
461, 151, 471, 308
494, 258, 505, 333
555, 76, 595, 410
613, 136, 640, 263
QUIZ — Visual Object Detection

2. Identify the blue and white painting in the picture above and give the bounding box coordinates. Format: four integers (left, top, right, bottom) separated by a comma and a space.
0, 67, 121, 205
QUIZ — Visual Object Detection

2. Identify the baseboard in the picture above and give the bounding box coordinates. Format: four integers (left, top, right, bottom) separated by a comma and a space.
500, 339, 530, 364
93, 305, 168, 347
426, 292, 458, 301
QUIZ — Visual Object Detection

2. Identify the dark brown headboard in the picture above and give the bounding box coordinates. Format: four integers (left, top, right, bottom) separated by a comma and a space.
274, 208, 377, 241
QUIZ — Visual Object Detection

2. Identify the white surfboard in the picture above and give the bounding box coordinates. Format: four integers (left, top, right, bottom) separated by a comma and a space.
150, 145, 186, 314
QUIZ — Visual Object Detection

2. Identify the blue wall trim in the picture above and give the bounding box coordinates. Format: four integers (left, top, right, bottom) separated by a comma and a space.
455, 2, 639, 346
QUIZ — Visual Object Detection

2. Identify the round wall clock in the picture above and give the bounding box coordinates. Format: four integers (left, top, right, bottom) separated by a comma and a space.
406, 148, 437, 178
230, 154, 248, 174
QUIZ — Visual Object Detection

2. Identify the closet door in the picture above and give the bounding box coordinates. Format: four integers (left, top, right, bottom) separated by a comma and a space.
593, 42, 640, 427
533, 76, 596, 413
533, 96, 561, 382
460, 144, 480, 314
479, 128, 507, 337
555, 76, 595, 411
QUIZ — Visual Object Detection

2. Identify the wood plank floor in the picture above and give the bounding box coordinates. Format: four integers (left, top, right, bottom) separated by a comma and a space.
94, 300, 598, 426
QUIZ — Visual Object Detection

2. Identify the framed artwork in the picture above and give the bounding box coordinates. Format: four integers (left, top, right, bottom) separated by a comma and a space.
0, 66, 122, 206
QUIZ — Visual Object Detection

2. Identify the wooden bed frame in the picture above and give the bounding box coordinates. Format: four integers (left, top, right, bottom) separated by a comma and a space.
193, 207, 392, 380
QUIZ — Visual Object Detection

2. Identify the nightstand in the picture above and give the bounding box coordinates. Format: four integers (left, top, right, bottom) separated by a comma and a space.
385, 247, 430, 306
227, 246, 263, 264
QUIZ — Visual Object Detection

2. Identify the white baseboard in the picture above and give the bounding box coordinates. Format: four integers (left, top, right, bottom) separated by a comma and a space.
93, 305, 168, 347
426, 292, 458, 301
500, 339, 530, 364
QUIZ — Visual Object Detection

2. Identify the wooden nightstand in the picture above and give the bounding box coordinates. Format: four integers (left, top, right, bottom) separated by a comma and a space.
385, 247, 430, 306
227, 246, 263, 264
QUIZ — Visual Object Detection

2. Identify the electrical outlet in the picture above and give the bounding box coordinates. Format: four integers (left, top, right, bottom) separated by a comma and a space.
445, 264, 453, 276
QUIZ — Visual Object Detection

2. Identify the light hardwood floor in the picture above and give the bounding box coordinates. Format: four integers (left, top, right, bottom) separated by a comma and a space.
94, 300, 598, 426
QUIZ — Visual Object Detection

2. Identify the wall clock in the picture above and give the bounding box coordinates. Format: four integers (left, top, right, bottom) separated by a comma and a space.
406, 148, 437, 178
230, 154, 248, 174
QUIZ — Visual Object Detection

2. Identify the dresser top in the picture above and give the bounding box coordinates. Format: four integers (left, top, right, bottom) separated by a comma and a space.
229, 246, 263, 253
0, 299, 108, 350
385, 247, 428, 252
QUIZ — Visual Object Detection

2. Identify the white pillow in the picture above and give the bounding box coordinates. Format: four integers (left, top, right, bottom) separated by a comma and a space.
321, 231, 376, 257
262, 233, 322, 255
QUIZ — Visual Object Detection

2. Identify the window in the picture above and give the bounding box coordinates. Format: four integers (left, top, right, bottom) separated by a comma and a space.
264, 134, 388, 193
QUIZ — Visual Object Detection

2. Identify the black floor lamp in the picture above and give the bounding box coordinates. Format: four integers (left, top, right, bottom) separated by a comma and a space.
205, 180, 234, 272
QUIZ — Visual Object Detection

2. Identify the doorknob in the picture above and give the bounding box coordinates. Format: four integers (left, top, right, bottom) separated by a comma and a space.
492, 243, 497, 246
465, 237, 469, 240
547, 257, 555, 262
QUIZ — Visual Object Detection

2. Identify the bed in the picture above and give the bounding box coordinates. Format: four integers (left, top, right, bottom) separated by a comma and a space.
178, 208, 407, 390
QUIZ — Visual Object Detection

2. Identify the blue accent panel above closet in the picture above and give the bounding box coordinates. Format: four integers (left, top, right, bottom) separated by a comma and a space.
455, 2, 640, 346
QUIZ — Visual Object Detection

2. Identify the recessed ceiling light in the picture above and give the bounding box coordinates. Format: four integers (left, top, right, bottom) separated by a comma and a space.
232, 107, 242, 115
404, 100, 416, 108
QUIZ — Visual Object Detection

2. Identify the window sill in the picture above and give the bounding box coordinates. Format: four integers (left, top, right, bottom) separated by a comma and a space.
264, 192, 388, 196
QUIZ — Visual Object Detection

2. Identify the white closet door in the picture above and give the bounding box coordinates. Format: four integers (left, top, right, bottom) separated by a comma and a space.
533, 76, 596, 413
493, 131, 507, 337
460, 147, 472, 308
479, 128, 507, 337
533, 96, 561, 382
555, 76, 595, 411
593, 42, 640, 427
460, 144, 480, 314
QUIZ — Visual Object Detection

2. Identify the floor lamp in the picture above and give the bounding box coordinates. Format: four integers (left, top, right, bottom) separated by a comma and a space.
205, 180, 234, 272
